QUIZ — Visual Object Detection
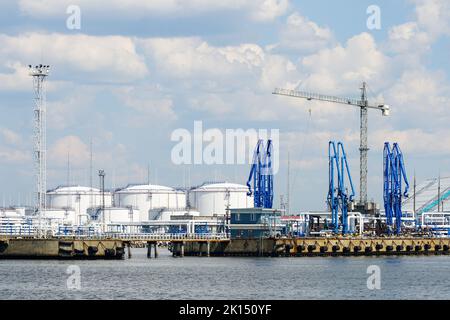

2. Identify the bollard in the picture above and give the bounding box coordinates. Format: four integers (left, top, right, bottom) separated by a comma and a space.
154, 242, 158, 258
147, 242, 151, 259
181, 242, 185, 257
207, 241, 210, 257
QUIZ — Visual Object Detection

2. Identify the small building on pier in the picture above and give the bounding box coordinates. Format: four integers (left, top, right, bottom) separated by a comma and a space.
229, 208, 284, 239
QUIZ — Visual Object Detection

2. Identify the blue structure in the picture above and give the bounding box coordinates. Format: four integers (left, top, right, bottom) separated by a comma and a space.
328, 141, 355, 234
246, 139, 274, 208
383, 142, 409, 235
230, 208, 282, 239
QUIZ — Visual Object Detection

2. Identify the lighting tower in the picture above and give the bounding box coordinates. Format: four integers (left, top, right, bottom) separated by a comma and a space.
273, 83, 390, 214
29, 64, 50, 235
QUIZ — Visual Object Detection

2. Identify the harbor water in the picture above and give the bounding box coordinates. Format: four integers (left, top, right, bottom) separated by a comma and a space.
1, 248, 449, 300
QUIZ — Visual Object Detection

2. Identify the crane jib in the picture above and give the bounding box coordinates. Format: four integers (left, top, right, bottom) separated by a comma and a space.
272, 88, 386, 111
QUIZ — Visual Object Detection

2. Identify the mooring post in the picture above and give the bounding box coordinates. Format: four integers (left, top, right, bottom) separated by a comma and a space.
207, 241, 210, 257
127, 243, 132, 259
181, 241, 185, 257
147, 242, 151, 259
154, 242, 158, 258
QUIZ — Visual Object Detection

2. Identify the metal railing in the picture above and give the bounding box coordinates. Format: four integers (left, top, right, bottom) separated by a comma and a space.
103, 232, 230, 241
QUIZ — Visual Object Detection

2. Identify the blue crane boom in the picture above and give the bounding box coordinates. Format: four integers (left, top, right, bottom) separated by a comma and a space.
246, 139, 274, 208
328, 141, 355, 234
383, 142, 409, 235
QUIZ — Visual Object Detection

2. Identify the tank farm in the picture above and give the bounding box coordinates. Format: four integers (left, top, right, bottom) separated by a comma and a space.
1, 68, 449, 259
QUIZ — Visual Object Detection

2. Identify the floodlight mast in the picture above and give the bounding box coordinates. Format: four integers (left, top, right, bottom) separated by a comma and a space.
29, 64, 50, 237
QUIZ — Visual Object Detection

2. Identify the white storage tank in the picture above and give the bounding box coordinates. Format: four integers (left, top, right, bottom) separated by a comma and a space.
188, 182, 253, 216
114, 184, 186, 222
149, 208, 200, 221
100, 207, 140, 224
46, 185, 113, 225
44, 208, 77, 225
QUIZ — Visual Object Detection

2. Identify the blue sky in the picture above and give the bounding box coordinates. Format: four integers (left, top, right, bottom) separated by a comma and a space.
0, 0, 449, 211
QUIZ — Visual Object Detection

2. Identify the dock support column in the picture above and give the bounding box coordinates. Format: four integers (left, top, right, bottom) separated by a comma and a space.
154, 242, 158, 259
207, 241, 210, 257
181, 242, 185, 257
147, 242, 151, 259
127, 243, 132, 259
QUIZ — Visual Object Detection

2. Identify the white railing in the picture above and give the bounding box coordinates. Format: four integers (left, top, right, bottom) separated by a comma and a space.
53, 232, 230, 241
103, 232, 230, 240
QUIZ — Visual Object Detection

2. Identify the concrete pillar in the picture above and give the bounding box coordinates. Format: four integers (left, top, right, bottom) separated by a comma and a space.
127, 243, 132, 259
154, 242, 158, 258
180, 242, 185, 257
207, 241, 210, 257
147, 242, 151, 259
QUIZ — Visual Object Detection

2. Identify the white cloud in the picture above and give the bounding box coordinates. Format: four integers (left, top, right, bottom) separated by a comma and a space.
18, 0, 289, 21
250, 0, 290, 22
0, 148, 29, 164
387, 22, 432, 55
386, 0, 450, 57
0, 127, 28, 164
385, 69, 450, 125
299, 33, 390, 95
0, 127, 22, 145
140, 37, 265, 82
0, 33, 148, 83
372, 128, 450, 155
49, 135, 90, 167
0, 62, 31, 92
115, 85, 178, 124
270, 12, 334, 53
413, 0, 450, 37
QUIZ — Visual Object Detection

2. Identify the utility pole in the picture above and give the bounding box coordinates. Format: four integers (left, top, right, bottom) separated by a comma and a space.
99, 170, 105, 232
287, 151, 290, 215
89, 138, 93, 208
29, 64, 50, 237
413, 171, 416, 214
438, 174, 441, 212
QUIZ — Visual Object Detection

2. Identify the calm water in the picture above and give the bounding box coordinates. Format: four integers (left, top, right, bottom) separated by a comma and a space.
1, 248, 449, 300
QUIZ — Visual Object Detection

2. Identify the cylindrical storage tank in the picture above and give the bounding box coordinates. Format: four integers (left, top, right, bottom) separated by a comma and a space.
44, 208, 77, 225
114, 184, 186, 222
46, 186, 113, 225
101, 207, 140, 224
149, 208, 200, 221
188, 182, 253, 216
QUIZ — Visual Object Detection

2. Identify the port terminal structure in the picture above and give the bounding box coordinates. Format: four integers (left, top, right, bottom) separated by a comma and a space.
2, 68, 450, 259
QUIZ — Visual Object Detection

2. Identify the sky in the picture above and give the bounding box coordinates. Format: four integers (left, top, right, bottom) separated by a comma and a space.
0, 0, 449, 211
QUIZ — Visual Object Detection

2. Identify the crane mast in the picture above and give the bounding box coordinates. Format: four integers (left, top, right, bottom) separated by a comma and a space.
360, 83, 369, 206
273, 82, 390, 215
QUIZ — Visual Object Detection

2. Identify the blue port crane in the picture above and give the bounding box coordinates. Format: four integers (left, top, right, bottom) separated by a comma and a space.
247, 139, 274, 208
383, 142, 409, 235
328, 141, 356, 234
